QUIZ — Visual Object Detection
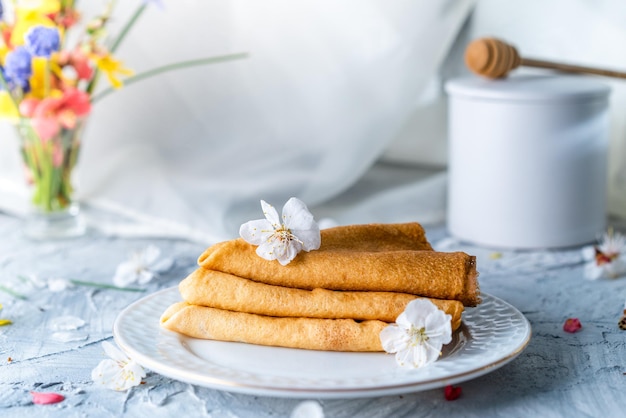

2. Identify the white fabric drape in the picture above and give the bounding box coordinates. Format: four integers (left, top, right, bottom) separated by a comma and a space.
2, 0, 625, 244
0, 0, 474, 243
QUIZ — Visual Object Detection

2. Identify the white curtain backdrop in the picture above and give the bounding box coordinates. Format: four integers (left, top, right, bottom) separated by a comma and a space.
1, 0, 625, 244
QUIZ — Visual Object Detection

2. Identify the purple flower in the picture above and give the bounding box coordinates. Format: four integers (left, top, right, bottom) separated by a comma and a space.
0, 2, 4, 20
25, 26, 61, 58
4, 47, 32, 89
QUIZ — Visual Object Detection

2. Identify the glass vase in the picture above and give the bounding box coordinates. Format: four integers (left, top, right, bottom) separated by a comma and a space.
15, 118, 87, 239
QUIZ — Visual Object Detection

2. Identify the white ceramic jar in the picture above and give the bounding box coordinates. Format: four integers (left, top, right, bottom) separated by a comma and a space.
445, 75, 610, 249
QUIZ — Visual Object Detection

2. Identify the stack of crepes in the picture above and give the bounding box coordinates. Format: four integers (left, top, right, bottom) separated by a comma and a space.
160, 223, 480, 352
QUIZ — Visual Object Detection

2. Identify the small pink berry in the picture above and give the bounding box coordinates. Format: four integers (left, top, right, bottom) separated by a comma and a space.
563, 318, 582, 333
444, 384, 462, 401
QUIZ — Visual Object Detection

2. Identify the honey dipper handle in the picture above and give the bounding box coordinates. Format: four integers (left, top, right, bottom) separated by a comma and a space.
521, 57, 626, 79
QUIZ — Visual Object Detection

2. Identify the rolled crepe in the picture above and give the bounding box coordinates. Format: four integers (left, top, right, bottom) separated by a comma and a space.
319, 223, 433, 251
199, 241, 480, 306
179, 267, 464, 328
161, 302, 388, 352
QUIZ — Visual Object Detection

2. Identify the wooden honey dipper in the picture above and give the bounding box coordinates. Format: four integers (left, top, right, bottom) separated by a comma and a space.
465, 37, 626, 79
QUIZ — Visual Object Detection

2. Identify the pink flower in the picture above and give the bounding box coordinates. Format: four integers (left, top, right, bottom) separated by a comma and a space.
19, 88, 91, 140
563, 318, 582, 333
444, 385, 462, 401
58, 49, 94, 80
30, 391, 65, 405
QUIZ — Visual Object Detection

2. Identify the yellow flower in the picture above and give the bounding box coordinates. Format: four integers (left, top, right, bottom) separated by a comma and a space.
0, 43, 8, 66
92, 54, 134, 89
0, 92, 20, 120
10, 7, 58, 46
28, 56, 65, 99
0, 303, 12, 327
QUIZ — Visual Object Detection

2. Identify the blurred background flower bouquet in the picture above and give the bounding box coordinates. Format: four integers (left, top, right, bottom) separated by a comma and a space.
0, 0, 244, 238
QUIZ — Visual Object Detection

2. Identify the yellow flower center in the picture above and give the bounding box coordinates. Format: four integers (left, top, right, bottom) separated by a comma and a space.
408, 326, 429, 346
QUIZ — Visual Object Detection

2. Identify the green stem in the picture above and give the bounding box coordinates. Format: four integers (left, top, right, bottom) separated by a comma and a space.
69, 279, 145, 292
110, 3, 145, 53
91, 53, 248, 103
85, 2, 143, 96
0, 285, 28, 300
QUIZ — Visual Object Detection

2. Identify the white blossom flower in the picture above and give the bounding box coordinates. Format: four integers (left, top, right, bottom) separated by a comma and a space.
239, 197, 321, 266
581, 229, 626, 280
112, 245, 174, 287
291, 400, 325, 418
380, 299, 452, 369
91, 341, 146, 391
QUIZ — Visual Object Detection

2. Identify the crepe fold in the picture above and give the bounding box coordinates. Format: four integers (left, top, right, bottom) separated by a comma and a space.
161, 302, 388, 352
178, 267, 464, 328
198, 226, 480, 306
316, 222, 433, 251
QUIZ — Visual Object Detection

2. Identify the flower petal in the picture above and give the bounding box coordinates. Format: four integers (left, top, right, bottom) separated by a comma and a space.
403, 299, 434, 327
47, 278, 73, 292
276, 239, 302, 266
583, 262, 604, 280
282, 197, 315, 229
282, 197, 320, 251
141, 245, 161, 266
240, 219, 274, 245
260, 200, 281, 228
93, 342, 146, 391
101, 341, 129, 363
135, 270, 155, 285
112, 262, 138, 287
379, 324, 408, 353
30, 391, 65, 405
151, 257, 174, 273
291, 400, 325, 418
256, 236, 281, 261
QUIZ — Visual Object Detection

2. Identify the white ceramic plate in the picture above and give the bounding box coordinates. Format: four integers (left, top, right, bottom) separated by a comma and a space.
114, 287, 531, 399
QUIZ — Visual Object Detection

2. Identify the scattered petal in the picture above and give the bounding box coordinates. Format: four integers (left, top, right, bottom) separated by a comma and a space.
51, 331, 88, 343
582, 229, 626, 280
47, 278, 75, 292
380, 299, 452, 369
291, 400, 325, 418
444, 385, 462, 401
240, 197, 321, 265
92, 341, 146, 391
49, 315, 86, 331
112, 246, 173, 287
30, 391, 65, 405
563, 318, 582, 333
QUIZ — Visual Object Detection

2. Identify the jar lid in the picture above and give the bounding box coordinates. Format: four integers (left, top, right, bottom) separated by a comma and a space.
445, 74, 611, 102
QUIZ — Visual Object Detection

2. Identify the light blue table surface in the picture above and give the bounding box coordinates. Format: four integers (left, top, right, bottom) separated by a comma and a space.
1, 211, 626, 418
